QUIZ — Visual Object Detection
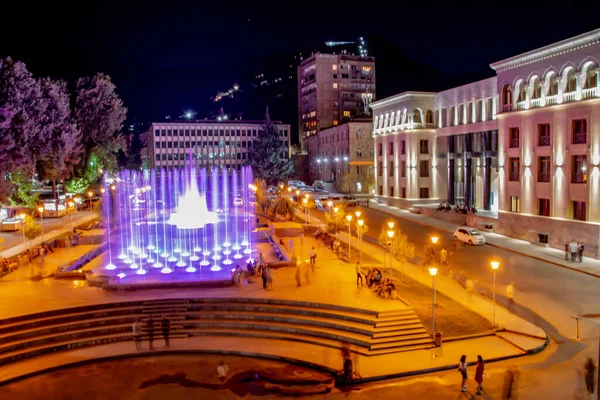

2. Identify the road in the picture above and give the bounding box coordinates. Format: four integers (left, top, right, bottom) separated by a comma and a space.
311, 204, 600, 397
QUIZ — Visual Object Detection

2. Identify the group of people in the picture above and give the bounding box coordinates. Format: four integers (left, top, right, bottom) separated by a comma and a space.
458, 354, 486, 395
566, 240, 585, 262
355, 263, 397, 298
132, 315, 171, 351
437, 203, 478, 214
68, 228, 81, 247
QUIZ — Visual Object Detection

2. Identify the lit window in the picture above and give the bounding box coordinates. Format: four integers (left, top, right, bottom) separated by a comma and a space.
333, 120, 338, 126
333, 83, 338, 89
362, 66, 372, 72
343, 111, 350, 117
332, 64, 337, 71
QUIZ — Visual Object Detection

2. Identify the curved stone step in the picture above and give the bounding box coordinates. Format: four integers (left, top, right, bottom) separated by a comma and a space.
370, 332, 430, 345
369, 337, 433, 351
372, 327, 427, 339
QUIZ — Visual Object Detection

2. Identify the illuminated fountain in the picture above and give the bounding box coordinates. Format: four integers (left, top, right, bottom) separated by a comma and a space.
96, 163, 255, 286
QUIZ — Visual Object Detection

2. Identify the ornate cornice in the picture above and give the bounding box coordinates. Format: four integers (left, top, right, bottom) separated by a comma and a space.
370, 91, 436, 110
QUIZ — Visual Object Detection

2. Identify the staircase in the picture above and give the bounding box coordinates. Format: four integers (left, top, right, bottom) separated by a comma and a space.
0, 298, 433, 367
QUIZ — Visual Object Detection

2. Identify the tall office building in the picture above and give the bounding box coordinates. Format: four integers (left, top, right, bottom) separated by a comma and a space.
298, 53, 376, 152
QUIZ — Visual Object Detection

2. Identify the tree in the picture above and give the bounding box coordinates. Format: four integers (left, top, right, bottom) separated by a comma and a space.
379, 227, 415, 280
23, 214, 41, 242
246, 108, 294, 184
343, 169, 376, 194
0, 108, 15, 200
8, 171, 40, 208
268, 194, 294, 221
75, 73, 127, 174
37, 78, 84, 197
324, 203, 348, 234
254, 178, 271, 213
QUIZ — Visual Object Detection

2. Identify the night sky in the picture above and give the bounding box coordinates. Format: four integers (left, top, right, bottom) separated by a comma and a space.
3, 0, 599, 143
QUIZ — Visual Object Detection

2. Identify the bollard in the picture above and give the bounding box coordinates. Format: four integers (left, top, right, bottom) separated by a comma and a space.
576, 318, 580, 340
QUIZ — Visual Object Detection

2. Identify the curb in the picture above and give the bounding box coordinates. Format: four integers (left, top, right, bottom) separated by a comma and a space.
370, 202, 600, 280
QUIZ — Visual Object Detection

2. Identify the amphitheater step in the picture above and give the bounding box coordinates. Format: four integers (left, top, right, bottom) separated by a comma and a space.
370, 333, 431, 345
368, 343, 434, 355
373, 323, 425, 334
369, 337, 433, 351
372, 327, 428, 339
375, 318, 422, 328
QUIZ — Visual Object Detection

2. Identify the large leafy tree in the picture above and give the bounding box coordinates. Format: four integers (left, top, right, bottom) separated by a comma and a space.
38, 78, 84, 197
246, 109, 293, 184
75, 73, 127, 175
0, 108, 15, 199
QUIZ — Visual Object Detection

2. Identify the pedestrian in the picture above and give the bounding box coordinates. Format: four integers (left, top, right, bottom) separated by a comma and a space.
145, 315, 155, 350
440, 247, 448, 265
217, 360, 230, 391
475, 355, 484, 395
258, 252, 265, 268
261, 264, 268, 289
565, 243, 569, 261
265, 265, 273, 290
579, 242, 585, 263
310, 246, 316, 267
161, 315, 170, 348
585, 357, 595, 394
132, 319, 143, 351
466, 279, 474, 303
569, 240, 578, 262
458, 354, 468, 392
355, 261, 363, 286
506, 281, 514, 301
295, 262, 303, 287
502, 367, 517, 399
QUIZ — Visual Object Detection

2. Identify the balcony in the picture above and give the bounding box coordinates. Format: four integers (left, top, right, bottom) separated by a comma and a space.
582, 86, 600, 99
538, 135, 550, 146
516, 100, 527, 110
563, 92, 576, 103
530, 98, 542, 108
546, 95, 558, 105
502, 104, 513, 112
538, 172, 550, 182
573, 133, 587, 145
509, 138, 519, 148
413, 122, 423, 129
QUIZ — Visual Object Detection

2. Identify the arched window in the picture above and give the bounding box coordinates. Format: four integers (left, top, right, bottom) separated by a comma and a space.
384, 113, 389, 127
402, 108, 408, 125
426, 109, 434, 124
502, 84, 512, 106
413, 109, 422, 124
374, 115, 379, 129
516, 82, 526, 102
395, 110, 401, 125
531, 78, 541, 99
546, 73, 558, 96
564, 69, 576, 93
390, 111, 395, 127
585, 67, 598, 89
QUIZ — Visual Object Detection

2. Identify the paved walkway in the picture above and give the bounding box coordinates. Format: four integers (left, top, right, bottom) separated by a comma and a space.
370, 200, 600, 278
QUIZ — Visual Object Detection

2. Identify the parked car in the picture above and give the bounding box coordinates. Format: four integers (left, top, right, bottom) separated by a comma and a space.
343, 195, 358, 207
453, 227, 486, 245
313, 180, 325, 189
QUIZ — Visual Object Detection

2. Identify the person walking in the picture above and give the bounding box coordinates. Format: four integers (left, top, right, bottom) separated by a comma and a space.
475, 355, 485, 395
161, 315, 170, 348
309, 247, 317, 267
38, 246, 45, 266
265, 265, 273, 290
458, 354, 468, 392
295, 262, 302, 287
132, 319, 143, 351
569, 240, 578, 262
579, 242, 585, 263
440, 247, 448, 265
584, 357, 595, 395
261, 265, 267, 289
145, 316, 155, 350
355, 262, 363, 287
217, 360, 230, 392
258, 253, 265, 268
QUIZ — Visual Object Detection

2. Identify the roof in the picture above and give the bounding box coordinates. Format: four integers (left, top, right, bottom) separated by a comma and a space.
370, 91, 436, 109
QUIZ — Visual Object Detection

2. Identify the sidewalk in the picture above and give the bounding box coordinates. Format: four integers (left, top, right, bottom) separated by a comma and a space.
0, 211, 99, 260
369, 200, 600, 278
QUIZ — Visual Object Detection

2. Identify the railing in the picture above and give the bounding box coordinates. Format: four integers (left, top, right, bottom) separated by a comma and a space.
530, 98, 542, 108
538, 135, 550, 146
509, 138, 519, 148
582, 87, 600, 99
502, 104, 513, 112
573, 133, 587, 145
570, 315, 600, 340
419, 147, 429, 155
537, 172, 550, 183
516, 101, 527, 110
563, 92, 576, 103
413, 122, 423, 129
425, 123, 435, 129
509, 172, 520, 182
546, 95, 558, 105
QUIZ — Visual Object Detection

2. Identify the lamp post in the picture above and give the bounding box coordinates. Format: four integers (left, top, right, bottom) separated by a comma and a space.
295, 189, 300, 202
346, 214, 353, 259
357, 219, 364, 261
387, 229, 395, 276
429, 267, 438, 337
302, 198, 308, 226
37, 206, 45, 244
327, 201, 333, 216
386, 221, 395, 274
491, 261, 500, 328
73, 197, 80, 227
431, 236, 439, 254
19, 213, 26, 247
87, 191, 93, 211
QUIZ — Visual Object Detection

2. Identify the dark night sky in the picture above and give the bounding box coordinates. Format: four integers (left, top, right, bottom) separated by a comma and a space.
2, 0, 600, 142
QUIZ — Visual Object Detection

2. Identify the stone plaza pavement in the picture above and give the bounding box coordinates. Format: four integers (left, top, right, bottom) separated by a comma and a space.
370, 199, 600, 278
0, 221, 546, 385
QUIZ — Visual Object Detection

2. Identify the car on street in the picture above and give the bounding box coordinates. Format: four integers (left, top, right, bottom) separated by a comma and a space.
343, 195, 358, 207
453, 227, 486, 245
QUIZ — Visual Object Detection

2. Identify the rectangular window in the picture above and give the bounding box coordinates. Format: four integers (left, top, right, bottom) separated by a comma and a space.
342, 73, 349, 79
420, 160, 429, 177
356, 147, 362, 157
378, 143, 382, 156
219, 129, 224, 136
538, 156, 551, 182
419, 188, 429, 199
252, 130, 257, 137
573, 201, 586, 221
572, 155, 588, 183
509, 127, 520, 148
155, 154, 160, 161
419, 140, 429, 154
389, 161, 394, 177
154, 129, 160, 137
332, 64, 337, 71
161, 129, 166, 137
389, 186, 394, 196
161, 142, 166, 148
343, 110, 350, 117
538, 124, 550, 146
389, 144, 393, 156
356, 130, 361, 139
167, 129, 172, 136
241, 130, 246, 136
401, 140, 406, 155
378, 161, 383, 175
509, 157, 520, 181
369, 148, 374, 159
333, 83, 338, 89
538, 198, 550, 216
401, 187, 406, 198
572, 119, 587, 144
510, 196, 520, 212
401, 161, 406, 177
185, 129, 190, 136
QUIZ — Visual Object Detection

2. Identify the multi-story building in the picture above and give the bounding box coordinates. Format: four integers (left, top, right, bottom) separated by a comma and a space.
147, 120, 291, 170
372, 28, 600, 257
298, 53, 376, 152
307, 118, 373, 192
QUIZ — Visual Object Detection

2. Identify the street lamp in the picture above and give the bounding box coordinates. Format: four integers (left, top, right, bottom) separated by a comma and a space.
287, 187, 292, 194
491, 261, 500, 328
357, 219, 364, 261
333, 206, 339, 214
431, 236, 439, 256
302, 198, 308, 226
87, 191, 93, 211
355, 211, 361, 219
37, 206, 45, 244
327, 201, 333, 216
295, 189, 300, 202
346, 214, 353, 259
19, 213, 26, 247
387, 229, 395, 275
429, 267, 438, 337
100, 187, 106, 194
387, 221, 395, 230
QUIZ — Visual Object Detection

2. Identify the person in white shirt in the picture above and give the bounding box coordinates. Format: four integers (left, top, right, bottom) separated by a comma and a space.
132, 319, 142, 351
309, 247, 316, 267
355, 262, 363, 286
217, 360, 230, 392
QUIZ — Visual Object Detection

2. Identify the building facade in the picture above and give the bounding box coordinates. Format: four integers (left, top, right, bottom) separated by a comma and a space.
147, 120, 291, 170
372, 28, 600, 256
298, 53, 376, 152
307, 119, 373, 192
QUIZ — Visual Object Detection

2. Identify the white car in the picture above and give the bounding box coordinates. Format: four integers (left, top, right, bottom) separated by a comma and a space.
234, 198, 244, 206
453, 227, 486, 245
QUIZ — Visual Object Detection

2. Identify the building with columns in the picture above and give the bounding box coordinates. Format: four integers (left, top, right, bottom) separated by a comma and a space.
372, 28, 600, 257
